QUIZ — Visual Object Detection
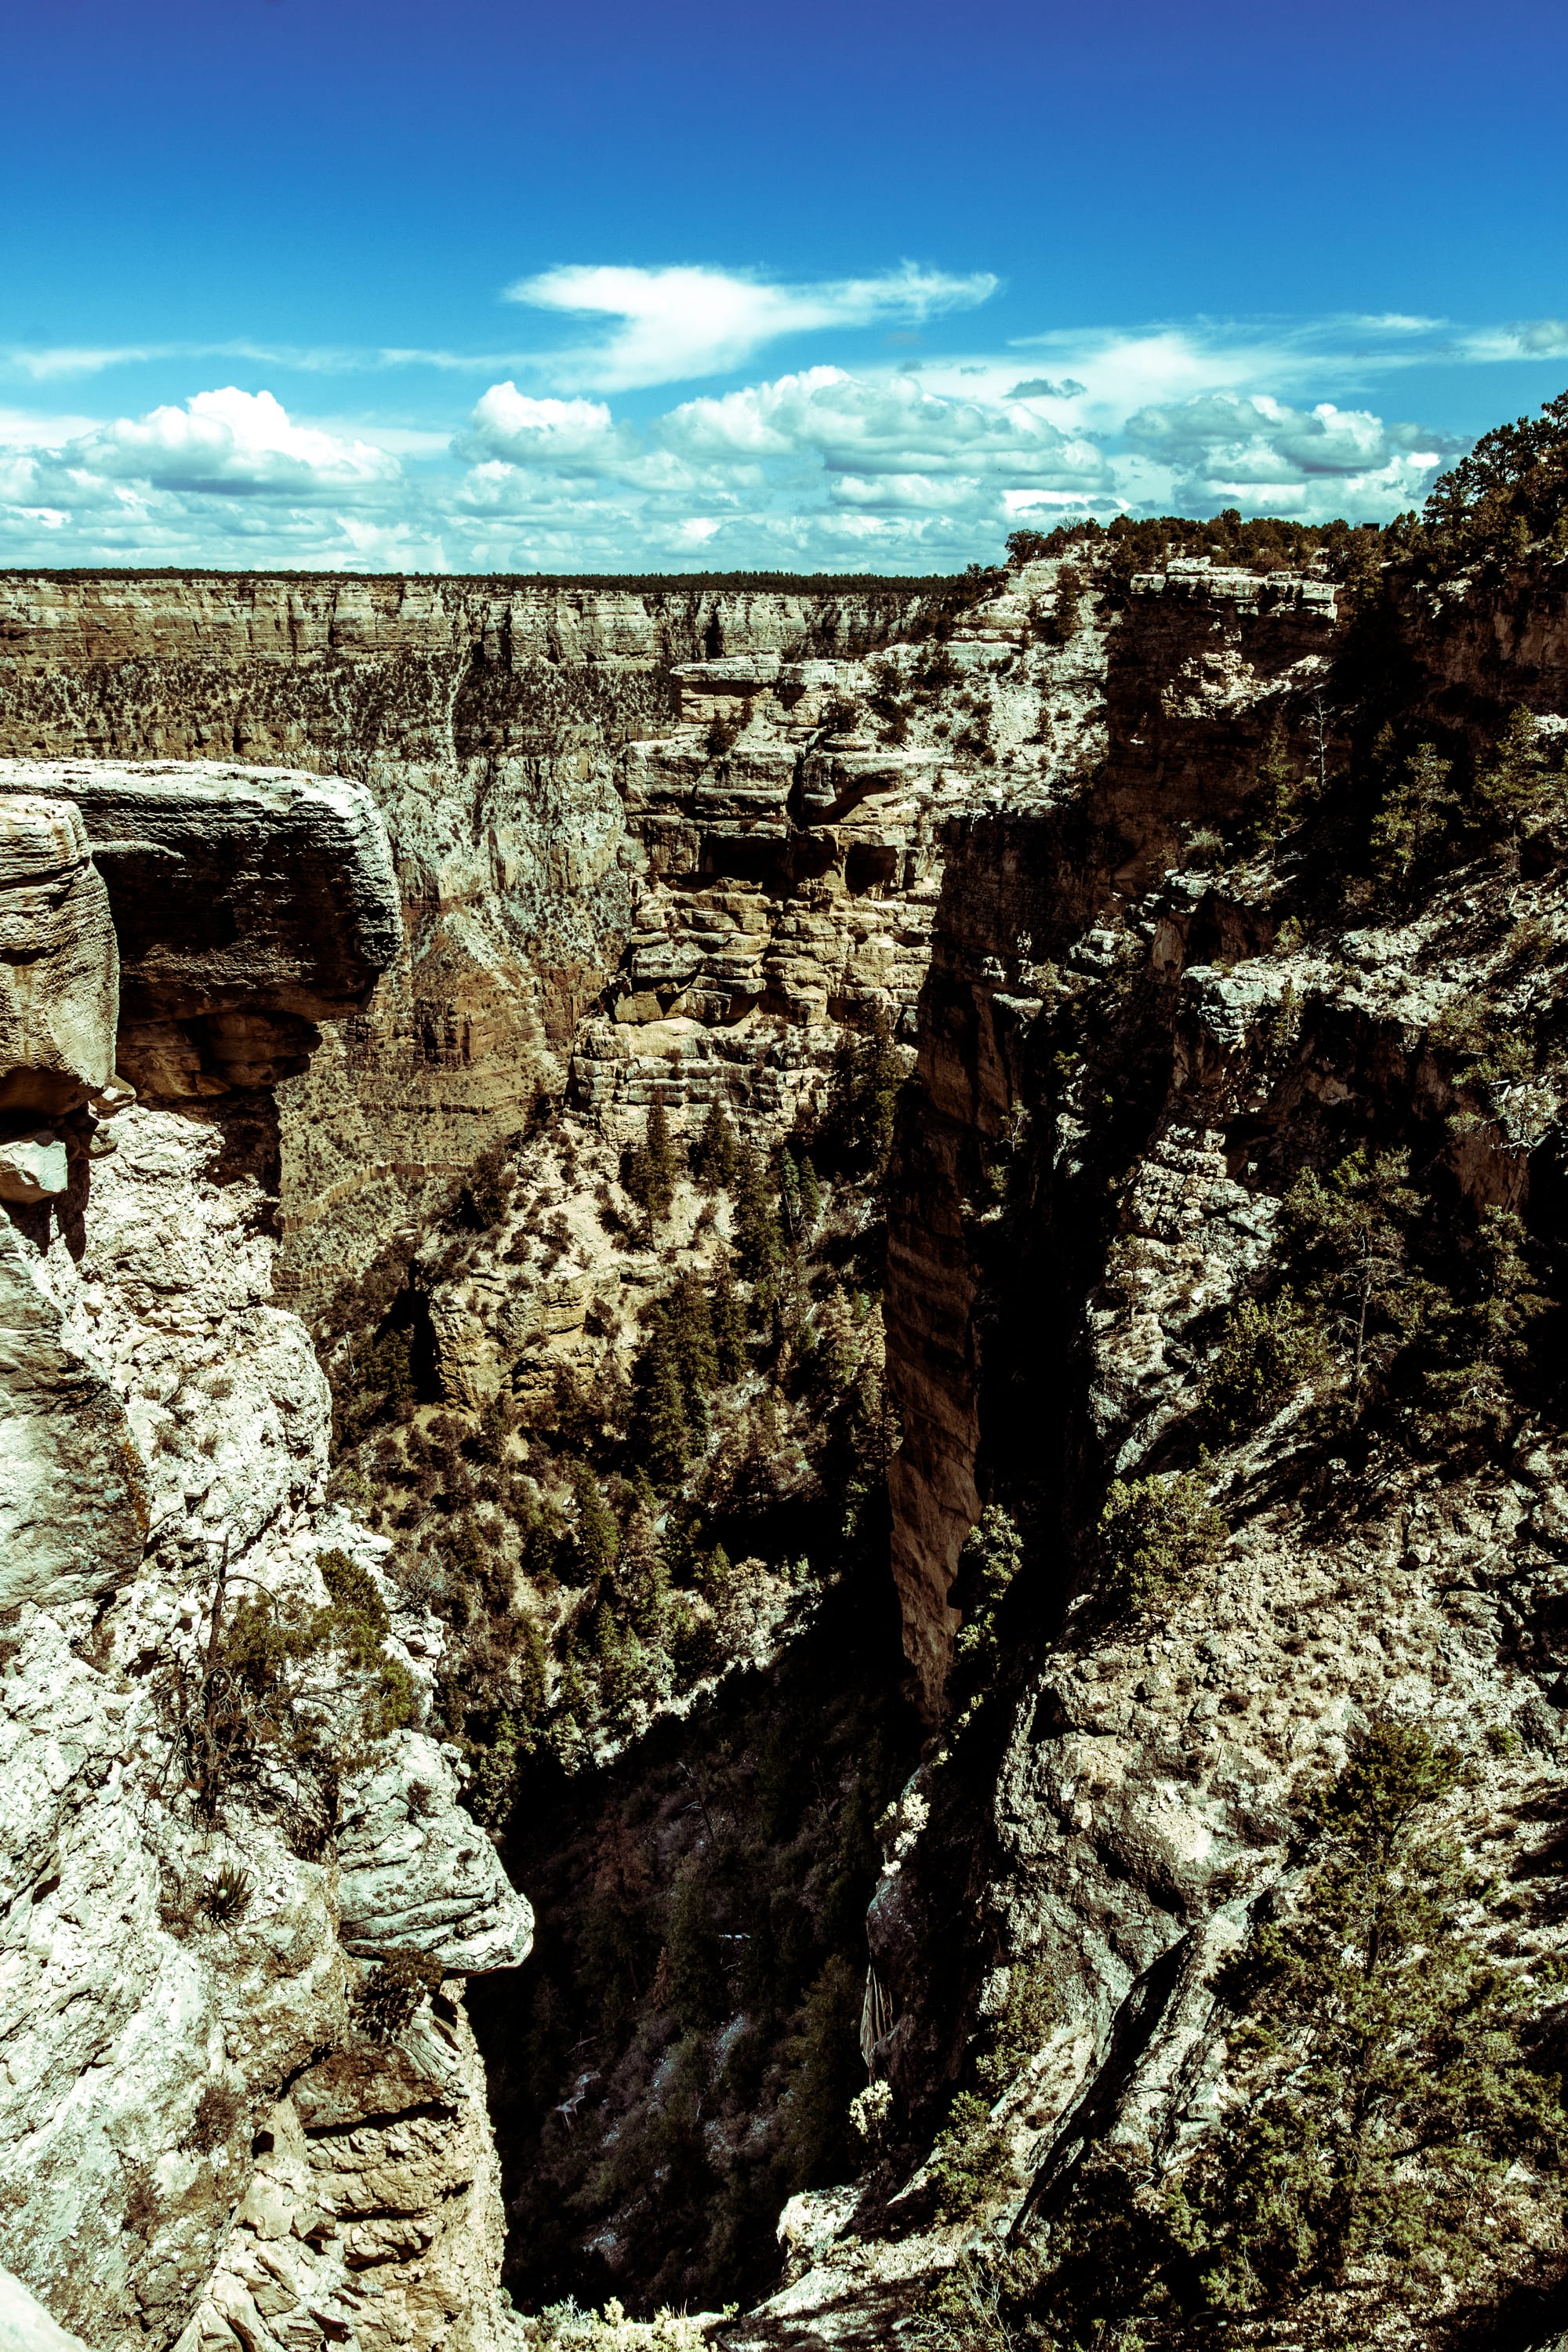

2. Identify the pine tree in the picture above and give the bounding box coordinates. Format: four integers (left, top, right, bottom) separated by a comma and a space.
692, 1098, 739, 1191
622, 1101, 682, 1232
1472, 704, 1563, 855
515, 1617, 549, 1723
779, 1151, 803, 1247
619, 1502, 670, 1642
636, 1334, 691, 1487
667, 1269, 718, 1399
570, 1460, 619, 1584
1281, 1148, 1425, 1401
1418, 1205, 1547, 1446
710, 1250, 748, 1381
826, 1004, 906, 1178
1370, 739, 1460, 887
733, 1145, 783, 1290
798, 1153, 823, 1236
1248, 713, 1298, 848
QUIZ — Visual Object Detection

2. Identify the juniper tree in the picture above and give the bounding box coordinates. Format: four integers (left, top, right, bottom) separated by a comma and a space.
1201, 1290, 1330, 1436
1097, 1472, 1227, 1611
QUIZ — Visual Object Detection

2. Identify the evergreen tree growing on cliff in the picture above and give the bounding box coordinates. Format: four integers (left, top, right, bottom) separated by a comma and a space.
1280, 1148, 1426, 1406
733, 1145, 783, 1294
980, 1722, 1568, 2350
1471, 704, 1566, 858
622, 1102, 681, 1233
710, 1250, 748, 1381
692, 1097, 739, 1191
1369, 737, 1460, 890
825, 1004, 906, 1180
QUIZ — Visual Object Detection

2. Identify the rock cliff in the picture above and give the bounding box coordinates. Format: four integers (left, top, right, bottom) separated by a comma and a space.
0, 757, 532, 2352
0, 576, 954, 1310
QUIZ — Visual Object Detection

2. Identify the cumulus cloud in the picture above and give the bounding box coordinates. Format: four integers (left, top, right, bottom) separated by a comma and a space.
0, 388, 434, 572
7, 293, 1550, 572
500, 263, 999, 390
73, 387, 397, 494
662, 367, 1107, 488
1120, 390, 1457, 521
454, 385, 628, 470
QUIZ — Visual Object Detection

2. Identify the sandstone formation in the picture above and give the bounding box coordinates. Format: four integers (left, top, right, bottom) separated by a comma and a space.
0, 793, 117, 1122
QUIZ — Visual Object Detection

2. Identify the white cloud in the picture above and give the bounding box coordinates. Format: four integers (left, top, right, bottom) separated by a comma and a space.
80, 388, 399, 494
5, 295, 1555, 572
499, 263, 999, 390
455, 384, 627, 469
662, 367, 1107, 488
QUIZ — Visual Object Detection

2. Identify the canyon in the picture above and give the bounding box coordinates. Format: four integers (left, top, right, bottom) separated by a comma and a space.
4, 512, 1568, 2352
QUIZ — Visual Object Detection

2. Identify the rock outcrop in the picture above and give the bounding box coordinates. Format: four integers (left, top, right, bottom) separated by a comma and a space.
0, 755, 530, 2352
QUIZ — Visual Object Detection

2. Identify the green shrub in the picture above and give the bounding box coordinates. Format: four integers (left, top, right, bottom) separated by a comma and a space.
355, 1947, 446, 2042
1098, 1472, 1227, 1611
950, 1505, 1024, 1711
1201, 1289, 1330, 1436
927, 2089, 1010, 2222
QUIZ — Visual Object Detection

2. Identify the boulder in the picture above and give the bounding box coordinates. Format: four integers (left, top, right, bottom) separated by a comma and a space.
0, 794, 118, 1116
0, 1131, 69, 1204
0, 1216, 148, 1608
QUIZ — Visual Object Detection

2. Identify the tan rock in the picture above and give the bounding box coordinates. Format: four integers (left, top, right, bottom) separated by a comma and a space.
0, 794, 118, 1116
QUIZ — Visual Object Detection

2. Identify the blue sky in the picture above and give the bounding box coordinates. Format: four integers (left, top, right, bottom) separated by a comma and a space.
1, 0, 1565, 574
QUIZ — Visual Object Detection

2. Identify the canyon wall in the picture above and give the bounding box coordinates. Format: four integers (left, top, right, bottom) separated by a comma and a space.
0, 760, 533, 2352
0, 575, 951, 1312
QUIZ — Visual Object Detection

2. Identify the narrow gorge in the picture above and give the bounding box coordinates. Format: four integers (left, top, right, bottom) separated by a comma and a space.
6, 417, 1568, 2352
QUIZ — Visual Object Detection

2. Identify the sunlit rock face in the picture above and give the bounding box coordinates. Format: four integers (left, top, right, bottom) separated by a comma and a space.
0, 751, 528, 2352
0, 793, 118, 1120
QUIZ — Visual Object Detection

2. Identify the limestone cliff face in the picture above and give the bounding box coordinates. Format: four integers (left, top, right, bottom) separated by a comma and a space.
0, 764, 532, 2352
0, 575, 949, 1309
884, 561, 1348, 1707
731, 556, 1568, 2347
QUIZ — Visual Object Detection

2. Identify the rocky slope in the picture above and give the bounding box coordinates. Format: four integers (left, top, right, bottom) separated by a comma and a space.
728, 545, 1568, 2347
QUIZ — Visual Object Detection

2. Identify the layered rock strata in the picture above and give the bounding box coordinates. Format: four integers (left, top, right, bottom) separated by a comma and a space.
731, 561, 1568, 2346
0, 576, 951, 1308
